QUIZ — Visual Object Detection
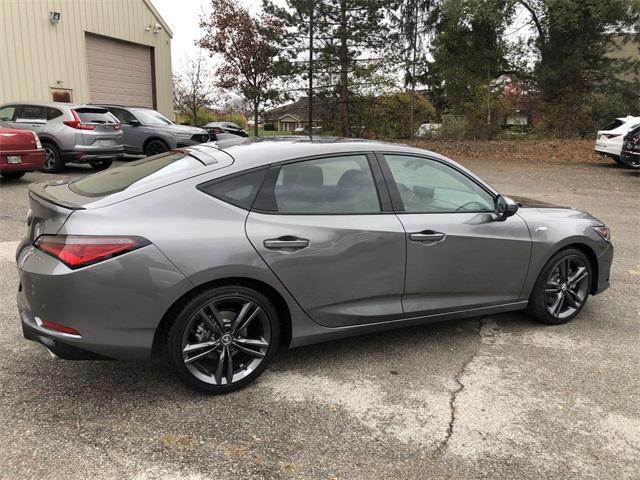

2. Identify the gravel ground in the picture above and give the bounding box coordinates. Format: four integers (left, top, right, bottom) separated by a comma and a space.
0, 154, 638, 480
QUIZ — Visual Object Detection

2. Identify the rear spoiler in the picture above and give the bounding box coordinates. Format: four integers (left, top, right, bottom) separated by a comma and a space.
29, 180, 87, 210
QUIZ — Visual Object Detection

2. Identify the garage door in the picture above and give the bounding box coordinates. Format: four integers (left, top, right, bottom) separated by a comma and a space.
85, 33, 154, 108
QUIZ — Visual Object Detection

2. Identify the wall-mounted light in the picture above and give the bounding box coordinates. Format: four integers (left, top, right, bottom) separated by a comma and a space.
145, 23, 163, 34
49, 11, 61, 24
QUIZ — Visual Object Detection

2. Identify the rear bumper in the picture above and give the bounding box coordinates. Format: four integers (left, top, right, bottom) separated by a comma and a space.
16, 242, 192, 361
0, 150, 45, 172
62, 147, 125, 163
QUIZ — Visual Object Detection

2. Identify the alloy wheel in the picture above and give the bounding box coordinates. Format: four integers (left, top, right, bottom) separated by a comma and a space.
146, 140, 168, 156
181, 296, 271, 386
544, 256, 590, 320
44, 147, 56, 170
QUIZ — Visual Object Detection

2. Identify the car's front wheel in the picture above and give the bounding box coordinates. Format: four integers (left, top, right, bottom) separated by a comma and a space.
167, 285, 280, 393
144, 139, 169, 157
527, 248, 592, 325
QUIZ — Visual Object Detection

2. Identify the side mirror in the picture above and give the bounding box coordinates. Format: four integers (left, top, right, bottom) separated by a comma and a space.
129, 119, 141, 126
494, 194, 519, 221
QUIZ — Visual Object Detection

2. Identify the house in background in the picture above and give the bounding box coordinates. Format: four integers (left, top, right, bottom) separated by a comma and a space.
263, 97, 324, 132
0, 0, 174, 118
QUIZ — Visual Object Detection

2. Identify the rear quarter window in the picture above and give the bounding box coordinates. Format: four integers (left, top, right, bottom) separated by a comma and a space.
69, 152, 203, 197
197, 168, 267, 210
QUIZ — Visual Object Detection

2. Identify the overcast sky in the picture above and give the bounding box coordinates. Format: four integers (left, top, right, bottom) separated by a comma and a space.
150, 0, 264, 70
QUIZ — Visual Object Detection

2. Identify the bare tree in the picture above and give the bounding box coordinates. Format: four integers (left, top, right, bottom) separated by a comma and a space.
173, 51, 216, 126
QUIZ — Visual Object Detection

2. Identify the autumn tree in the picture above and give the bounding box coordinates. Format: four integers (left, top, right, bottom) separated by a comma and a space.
173, 51, 216, 126
199, 0, 282, 136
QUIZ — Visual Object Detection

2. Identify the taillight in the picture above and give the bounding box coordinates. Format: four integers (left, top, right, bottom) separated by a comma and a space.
63, 110, 97, 130
31, 131, 42, 149
40, 319, 81, 336
34, 235, 149, 269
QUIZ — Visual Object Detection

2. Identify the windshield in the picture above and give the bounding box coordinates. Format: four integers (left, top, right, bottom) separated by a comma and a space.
131, 108, 174, 126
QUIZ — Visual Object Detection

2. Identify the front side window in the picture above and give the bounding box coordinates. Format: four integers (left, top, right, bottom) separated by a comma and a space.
0, 106, 16, 121
110, 108, 137, 124
270, 155, 380, 214
384, 155, 494, 213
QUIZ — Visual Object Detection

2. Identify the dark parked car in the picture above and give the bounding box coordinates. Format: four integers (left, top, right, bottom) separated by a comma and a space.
99, 105, 209, 156
0, 120, 44, 179
17, 138, 613, 394
203, 121, 248, 137
620, 124, 640, 169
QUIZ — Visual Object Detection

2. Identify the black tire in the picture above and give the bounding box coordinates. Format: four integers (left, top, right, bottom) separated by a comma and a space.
1, 171, 26, 180
167, 285, 280, 394
144, 139, 169, 157
526, 248, 592, 325
42, 142, 64, 173
90, 159, 113, 171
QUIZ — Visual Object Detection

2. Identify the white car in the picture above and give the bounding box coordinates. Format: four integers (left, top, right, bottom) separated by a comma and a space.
595, 116, 640, 164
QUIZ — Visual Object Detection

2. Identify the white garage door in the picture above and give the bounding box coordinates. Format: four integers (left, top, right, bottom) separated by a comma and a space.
86, 34, 154, 108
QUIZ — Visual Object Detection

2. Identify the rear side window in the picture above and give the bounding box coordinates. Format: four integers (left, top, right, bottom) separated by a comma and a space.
75, 108, 117, 124
198, 169, 267, 210
69, 152, 202, 197
17, 105, 46, 121
263, 155, 381, 214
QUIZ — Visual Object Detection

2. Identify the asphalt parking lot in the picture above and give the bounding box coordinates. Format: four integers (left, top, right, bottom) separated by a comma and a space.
1, 156, 638, 479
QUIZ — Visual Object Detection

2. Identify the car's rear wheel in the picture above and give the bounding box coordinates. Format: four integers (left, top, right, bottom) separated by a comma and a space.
90, 160, 113, 171
42, 142, 64, 173
527, 248, 592, 325
1, 171, 26, 180
144, 139, 169, 157
611, 155, 625, 166
167, 286, 279, 393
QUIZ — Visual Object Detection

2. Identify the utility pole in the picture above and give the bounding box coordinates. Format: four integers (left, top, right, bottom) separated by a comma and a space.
409, 3, 419, 139
308, 0, 314, 138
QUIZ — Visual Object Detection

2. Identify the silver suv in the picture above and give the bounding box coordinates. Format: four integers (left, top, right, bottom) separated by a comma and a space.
99, 105, 209, 156
0, 102, 123, 172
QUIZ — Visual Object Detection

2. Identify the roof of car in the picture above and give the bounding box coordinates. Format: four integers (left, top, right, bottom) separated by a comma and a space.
187, 136, 498, 195
194, 136, 447, 166
1, 101, 77, 108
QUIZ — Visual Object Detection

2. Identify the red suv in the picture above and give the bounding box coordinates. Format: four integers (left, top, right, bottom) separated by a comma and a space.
0, 120, 44, 180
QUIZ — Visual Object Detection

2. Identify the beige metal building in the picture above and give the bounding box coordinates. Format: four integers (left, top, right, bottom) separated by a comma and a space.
0, 0, 173, 117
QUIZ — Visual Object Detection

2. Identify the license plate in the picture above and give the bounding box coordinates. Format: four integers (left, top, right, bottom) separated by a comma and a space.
7, 155, 22, 164
99, 139, 115, 147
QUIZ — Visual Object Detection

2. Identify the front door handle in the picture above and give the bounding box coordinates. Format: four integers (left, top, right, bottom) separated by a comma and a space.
264, 236, 310, 251
409, 231, 446, 243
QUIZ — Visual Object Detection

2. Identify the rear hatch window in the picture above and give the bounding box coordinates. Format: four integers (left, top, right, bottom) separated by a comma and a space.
69, 152, 202, 197
75, 107, 118, 124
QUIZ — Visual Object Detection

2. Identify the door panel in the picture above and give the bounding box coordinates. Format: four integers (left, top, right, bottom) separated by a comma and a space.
397, 212, 531, 315
246, 213, 406, 327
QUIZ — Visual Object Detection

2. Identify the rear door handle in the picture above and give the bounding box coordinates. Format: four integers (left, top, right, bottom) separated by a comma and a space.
264, 236, 310, 251
409, 231, 446, 243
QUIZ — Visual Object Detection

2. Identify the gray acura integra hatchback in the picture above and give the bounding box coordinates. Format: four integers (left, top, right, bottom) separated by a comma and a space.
16, 138, 613, 393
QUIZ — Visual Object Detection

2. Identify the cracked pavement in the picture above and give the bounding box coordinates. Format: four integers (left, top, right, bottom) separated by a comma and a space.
1, 156, 639, 479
